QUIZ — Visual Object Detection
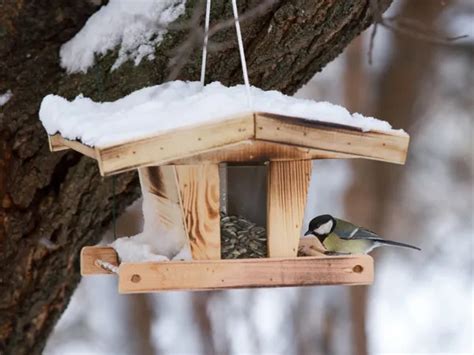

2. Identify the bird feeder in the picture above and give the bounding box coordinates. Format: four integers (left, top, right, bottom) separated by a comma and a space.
48, 111, 409, 293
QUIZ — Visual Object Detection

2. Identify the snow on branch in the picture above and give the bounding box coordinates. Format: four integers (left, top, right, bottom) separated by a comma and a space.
60, 0, 187, 73
0, 90, 13, 107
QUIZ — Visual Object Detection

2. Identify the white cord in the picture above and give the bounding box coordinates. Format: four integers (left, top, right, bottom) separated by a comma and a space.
95, 259, 119, 274
200, 0, 212, 87
231, 0, 252, 108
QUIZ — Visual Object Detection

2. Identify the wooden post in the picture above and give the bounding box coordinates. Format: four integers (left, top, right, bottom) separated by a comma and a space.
267, 160, 312, 257
175, 165, 221, 260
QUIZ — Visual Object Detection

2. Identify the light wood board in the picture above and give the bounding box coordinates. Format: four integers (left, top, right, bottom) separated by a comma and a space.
81, 246, 119, 275
175, 165, 221, 260
49, 134, 97, 159
267, 160, 312, 257
255, 113, 409, 164
118, 255, 373, 293
48, 112, 409, 176
172, 140, 358, 164
96, 115, 254, 175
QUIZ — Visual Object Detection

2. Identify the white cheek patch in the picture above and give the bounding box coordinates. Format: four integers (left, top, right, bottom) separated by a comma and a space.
314, 220, 333, 235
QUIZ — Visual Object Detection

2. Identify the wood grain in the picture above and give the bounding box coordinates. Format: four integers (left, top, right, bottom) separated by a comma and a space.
171, 140, 358, 164
49, 112, 409, 176
81, 246, 119, 275
48, 134, 97, 159
267, 160, 312, 258
175, 165, 221, 260
118, 255, 374, 293
255, 113, 409, 164
97, 115, 254, 175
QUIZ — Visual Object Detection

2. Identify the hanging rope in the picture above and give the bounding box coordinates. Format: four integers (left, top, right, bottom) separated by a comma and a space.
95, 259, 119, 274
112, 175, 117, 239
231, 0, 252, 107
200, 0, 212, 87
200, 0, 252, 107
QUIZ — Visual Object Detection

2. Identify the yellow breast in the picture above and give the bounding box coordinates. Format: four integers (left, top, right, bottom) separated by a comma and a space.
322, 233, 371, 254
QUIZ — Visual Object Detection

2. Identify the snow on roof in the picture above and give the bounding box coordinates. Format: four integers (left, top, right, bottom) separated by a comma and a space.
39, 81, 399, 148
60, 0, 187, 73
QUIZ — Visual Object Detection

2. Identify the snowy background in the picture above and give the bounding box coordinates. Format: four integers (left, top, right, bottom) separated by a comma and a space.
43, 1, 473, 354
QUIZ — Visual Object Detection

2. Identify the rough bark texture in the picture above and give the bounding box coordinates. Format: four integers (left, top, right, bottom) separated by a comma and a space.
0, 0, 391, 353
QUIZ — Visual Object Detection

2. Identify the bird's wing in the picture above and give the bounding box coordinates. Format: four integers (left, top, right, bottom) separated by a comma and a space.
333, 218, 360, 239
351, 227, 381, 240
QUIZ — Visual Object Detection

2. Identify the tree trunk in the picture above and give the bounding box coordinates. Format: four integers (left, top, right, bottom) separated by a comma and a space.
0, 1, 391, 353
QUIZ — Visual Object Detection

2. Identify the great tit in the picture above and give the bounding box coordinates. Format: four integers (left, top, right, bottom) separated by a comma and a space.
304, 214, 420, 255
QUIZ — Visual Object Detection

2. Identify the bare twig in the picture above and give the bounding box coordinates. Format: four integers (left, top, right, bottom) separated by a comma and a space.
367, 0, 468, 65
381, 15, 468, 44
368, 0, 382, 65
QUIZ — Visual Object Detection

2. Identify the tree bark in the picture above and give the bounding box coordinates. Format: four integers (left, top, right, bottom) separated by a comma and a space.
0, 0, 391, 353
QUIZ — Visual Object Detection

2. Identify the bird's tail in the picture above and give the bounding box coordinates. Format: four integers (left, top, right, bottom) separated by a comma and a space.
374, 239, 421, 251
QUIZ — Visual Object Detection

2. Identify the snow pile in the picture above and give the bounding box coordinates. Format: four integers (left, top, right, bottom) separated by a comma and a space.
60, 0, 186, 73
112, 237, 191, 262
0, 90, 12, 107
40, 81, 398, 147
110, 177, 192, 263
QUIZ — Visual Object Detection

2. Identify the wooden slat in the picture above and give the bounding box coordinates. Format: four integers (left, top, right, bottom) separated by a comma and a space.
118, 255, 374, 293
171, 140, 358, 164
298, 237, 326, 256
175, 165, 221, 260
255, 113, 409, 164
48, 134, 97, 159
97, 115, 254, 175
81, 246, 119, 275
48, 134, 70, 152
267, 160, 312, 258
48, 112, 409, 176
78, 238, 326, 276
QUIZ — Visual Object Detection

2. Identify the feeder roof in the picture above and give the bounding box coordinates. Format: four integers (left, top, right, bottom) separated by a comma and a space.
41, 81, 409, 176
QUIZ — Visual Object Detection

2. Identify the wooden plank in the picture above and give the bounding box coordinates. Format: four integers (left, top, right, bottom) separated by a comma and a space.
97, 114, 254, 175
81, 246, 119, 275
139, 166, 189, 257
267, 160, 312, 258
48, 134, 70, 152
118, 255, 374, 293
175, 165, 221, 260
298, 237, 326, 256
48, 134, 97, 159
171, 140, 358, 164
255, 113, 409, 164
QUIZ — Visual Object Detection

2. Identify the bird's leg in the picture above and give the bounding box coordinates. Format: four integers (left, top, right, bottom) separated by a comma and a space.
324, 251, 352, 256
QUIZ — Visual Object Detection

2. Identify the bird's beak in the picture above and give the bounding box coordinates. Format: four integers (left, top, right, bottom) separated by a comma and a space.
304, 230, 312, 236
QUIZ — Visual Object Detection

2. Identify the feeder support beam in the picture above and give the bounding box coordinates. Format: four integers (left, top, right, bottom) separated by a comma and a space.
267, 160, 312, 257
175, 165, 221, 260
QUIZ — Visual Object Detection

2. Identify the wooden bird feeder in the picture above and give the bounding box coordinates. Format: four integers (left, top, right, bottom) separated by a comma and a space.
48, 112, 409, 293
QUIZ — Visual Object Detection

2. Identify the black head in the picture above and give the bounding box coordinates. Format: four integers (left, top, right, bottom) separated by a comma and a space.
304, 214, 336, 240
